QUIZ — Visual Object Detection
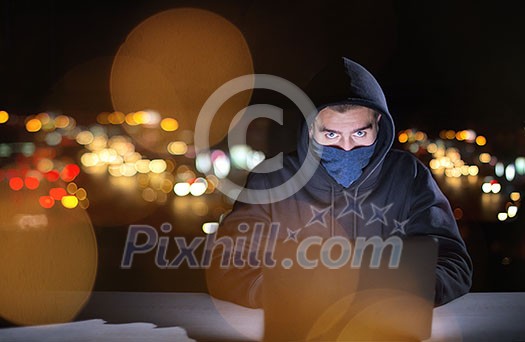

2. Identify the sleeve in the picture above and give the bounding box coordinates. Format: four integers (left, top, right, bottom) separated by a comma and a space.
406, 160, 473, 306
205, 172, 271, 308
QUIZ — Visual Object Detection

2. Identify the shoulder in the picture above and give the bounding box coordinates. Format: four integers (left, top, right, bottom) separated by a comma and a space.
386, 148, 421, 164
384, 149, 431, 180
245, 151, 300, 189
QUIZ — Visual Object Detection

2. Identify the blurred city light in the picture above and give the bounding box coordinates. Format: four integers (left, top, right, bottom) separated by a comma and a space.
495, 162, 505, 177
398, 131, 408, 143
190, 178, 208, 197
415, 131, 426, 141
120, 163, 137, 177
507, 206, 518, 218
9, 177, 24, 191
20, 143, 35, 157
160, 118, 179, 132
0, 110, 9, 124
211, 150, 230, 179
75, 188, 87, 200
230, 145, 251, 169
196, 153, 212, 173
475, 135, 487, 146
479, 153, 491, 164
96, 112, 110, 125
54, 115, 70, 128
453, 207, 464, 220
39, 196, 55, 209
108, 112, 125, 125
168, 141, 188, 155
491, 183, 502, 194
108, 165, 122, 177
202, 222, 219, 234
142, 188, 157, 202
2, 97, 522, 266
516, 157, 525, 175
246, 150, 265, 171
481, 183, 492, 193
24, 177, 39, 190
45, 132, 62, 146
149, 159, 167, 174
60, 164, 80, 182
497, 212, 508, 221
0, 144, 12, 157
25, 118, 42, 132
80, 153, 99, 167
79, 198, 90, 209
135, 160, 150, 173
174, 182, 191, 196
468, 165, 479, 176
37, 159, 54, 173
505, 164, 516, 182
66, 182, 78, 195
61, 195, 79, 209
176, 165, 195, 181
427, 143, 437, 154
123, 112, 137, 126
50, 188, 67, 200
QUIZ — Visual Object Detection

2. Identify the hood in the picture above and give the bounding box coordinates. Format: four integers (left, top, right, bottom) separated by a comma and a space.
298, 57, 395, 191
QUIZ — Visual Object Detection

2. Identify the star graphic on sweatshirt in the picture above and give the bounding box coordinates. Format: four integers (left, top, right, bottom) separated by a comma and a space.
337, 191, 370, 220
390, 219, 410, 236
284, 228, 301, 243
306, 206, 330, 228
366, 203, 393, 226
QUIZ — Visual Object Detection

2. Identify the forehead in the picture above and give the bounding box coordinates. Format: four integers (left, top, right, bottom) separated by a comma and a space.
315, 106, 375, 128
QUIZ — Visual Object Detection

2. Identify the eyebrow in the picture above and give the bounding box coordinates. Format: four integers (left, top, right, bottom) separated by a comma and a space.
319, 123, 373, 134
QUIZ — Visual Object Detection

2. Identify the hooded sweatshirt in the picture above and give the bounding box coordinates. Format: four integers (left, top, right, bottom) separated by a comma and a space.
206, 57, 473, 308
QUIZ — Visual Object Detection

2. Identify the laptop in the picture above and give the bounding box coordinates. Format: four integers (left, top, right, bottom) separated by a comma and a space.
262, 236, 438, 341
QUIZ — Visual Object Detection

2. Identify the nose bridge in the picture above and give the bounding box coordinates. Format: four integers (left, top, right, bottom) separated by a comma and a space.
342, 135, 355, 151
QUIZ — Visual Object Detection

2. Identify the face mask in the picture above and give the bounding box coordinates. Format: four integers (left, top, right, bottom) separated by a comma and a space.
312, 139, 377, 187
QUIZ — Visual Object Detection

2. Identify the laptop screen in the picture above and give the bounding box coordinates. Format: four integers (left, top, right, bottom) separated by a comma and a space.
262, 236, 438, 341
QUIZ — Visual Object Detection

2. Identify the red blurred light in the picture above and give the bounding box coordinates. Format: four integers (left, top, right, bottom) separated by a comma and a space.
9, 177, 24, 191
44, 170, 60, 182
60, 164, 80, 182
49, 187, 67, 200
24, 177, 40, 190
453, 208, 464, 220
490, 180, 499, 185
39, 196, 55, 209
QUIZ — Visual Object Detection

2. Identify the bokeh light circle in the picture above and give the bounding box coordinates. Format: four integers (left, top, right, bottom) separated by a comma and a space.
0, 181, 97, 325
110, 8, 253, 151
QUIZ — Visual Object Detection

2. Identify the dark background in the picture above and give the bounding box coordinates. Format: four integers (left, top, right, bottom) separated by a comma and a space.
1, 0, 524, 298
2, 1, 524, 134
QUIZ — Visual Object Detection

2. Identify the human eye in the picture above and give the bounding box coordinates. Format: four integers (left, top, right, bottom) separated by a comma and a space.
354, 130, 366, 138
325, 132, 339, 139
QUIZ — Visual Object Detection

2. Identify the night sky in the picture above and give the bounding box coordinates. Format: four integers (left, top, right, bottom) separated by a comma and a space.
1, 0, 524, 151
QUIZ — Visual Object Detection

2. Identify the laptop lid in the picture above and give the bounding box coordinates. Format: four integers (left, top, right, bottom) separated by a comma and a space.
262, 235, 438, 341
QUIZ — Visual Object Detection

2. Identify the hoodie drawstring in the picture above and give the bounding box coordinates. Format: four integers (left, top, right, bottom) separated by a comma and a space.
353, 186, 359, 240
331, 186, 335, 237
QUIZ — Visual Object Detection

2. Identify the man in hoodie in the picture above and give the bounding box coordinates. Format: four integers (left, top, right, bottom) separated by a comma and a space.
205, 57, 472, 308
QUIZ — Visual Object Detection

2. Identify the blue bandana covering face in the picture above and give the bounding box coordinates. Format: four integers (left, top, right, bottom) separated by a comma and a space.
313, 139, 377, 187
